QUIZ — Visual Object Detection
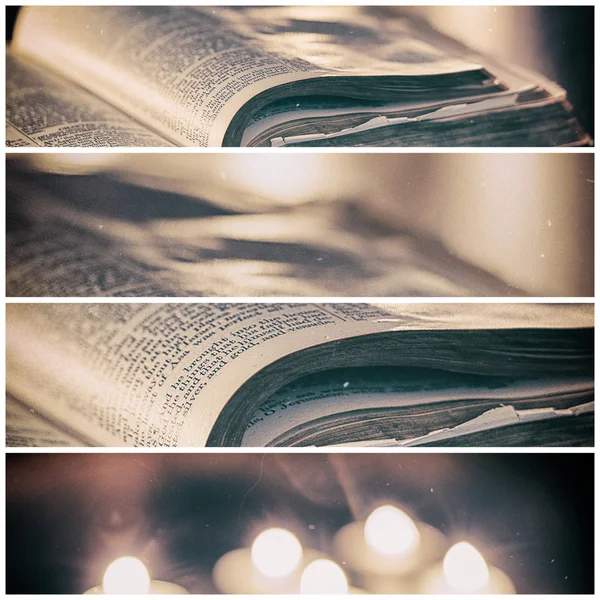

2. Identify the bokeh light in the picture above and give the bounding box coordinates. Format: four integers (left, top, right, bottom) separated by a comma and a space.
300, 559, 349, 594
364, 505, 421, 557
251, 528, 303, 578
102, 556, 151, 594
443, 542, 490, 593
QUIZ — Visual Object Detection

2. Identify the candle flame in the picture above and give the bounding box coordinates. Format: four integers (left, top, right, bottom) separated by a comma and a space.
300, 559, 349, 594
443, 541, 490, 593
364, 505, 421, 557
251, 528, 303, 578
102, 556, 151, 594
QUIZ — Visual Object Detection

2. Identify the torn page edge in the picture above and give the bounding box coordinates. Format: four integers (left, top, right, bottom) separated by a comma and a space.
270, 93, 519, 147
324, 401, 594, 447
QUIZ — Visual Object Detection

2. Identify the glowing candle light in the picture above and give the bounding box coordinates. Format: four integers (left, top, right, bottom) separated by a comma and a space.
251, 528, 304, 578
418, 541, 515, 594
103, 557, 151, 594
213, 527, 323, 594
300, 559, 349, 595
333, 504, 446, 593
364, 505, 421, 557
84, 556, 188, 594
443, 542, 490, 592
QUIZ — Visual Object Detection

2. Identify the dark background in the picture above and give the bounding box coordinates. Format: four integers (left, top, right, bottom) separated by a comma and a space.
5, 5, 594, 136
6, 453, 594, 594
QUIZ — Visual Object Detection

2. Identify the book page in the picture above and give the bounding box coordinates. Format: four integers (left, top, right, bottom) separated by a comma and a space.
12, 6, 324, 147
6, 168, 519, 298
241, 91, 519, 147
6, 197, 177, 297
12, 6, 486, 147
6, 304, 399, 447
326, 403, 594, 447
241, 368, 593, 446
217, 6, 481, 76
6, 394, 87, 447
6, 303, 592, 448
396, 401, 594, 446
6, 54, 170, 147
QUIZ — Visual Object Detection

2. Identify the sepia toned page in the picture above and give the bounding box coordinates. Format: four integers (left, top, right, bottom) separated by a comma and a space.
242, 370, 593, 447
11, 6, 325, 146
12, 6, 485, 147
6, 164, 522, 298
6, 303, 592, 448
6, 304, 403, 447
241, 303, 594, 446
6, 394, 89, 447
6, 178, 179, 297
6, 54, 171, 147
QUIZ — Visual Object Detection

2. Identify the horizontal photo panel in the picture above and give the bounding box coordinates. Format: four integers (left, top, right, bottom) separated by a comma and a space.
6, 153, 594, 297
5, 6, 593, 147
5, 452, 594, 593
6, 302, 593, 448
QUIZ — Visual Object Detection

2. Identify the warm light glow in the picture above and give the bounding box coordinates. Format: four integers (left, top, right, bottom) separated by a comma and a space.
300, 559, 349, 594
443, 542, 490, 593
251, 528, 303, 578
102, 556, 151, 594
30, 154, 119, 175
364, 505, 421, 557
226, 155, 331, 204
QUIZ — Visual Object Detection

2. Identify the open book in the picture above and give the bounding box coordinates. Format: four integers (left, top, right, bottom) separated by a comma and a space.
6, 303, 593, 448
7, 6, 589, 147
7, 158, 527, 298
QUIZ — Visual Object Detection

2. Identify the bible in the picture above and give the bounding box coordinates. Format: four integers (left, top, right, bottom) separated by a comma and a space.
7, 6, 589, 147
6, 303, 593, 448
